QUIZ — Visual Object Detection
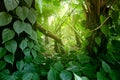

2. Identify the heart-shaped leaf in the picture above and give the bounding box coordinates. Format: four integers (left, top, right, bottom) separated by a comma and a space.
23, 48, 30, 56
0, 61, 6, 71
16, 6, 29, 21
29, 30, 37, 42
4, 54, 14, 65
24, 0, 33, 7
22, 73, 33, 80
16, 60, 24, 71
19, 39, 28, 51
31, 49, 37, 58
0, 12, 12, 26
24, 55, 32, 63
13, 20, 25, 35
24, 23, 33, 35
48, 68, 59, 80
0, 47, 7, 59
53, 61, 64, 72
60, 70, 72, 80
27, 8, 37, 25
2, 28, 15, 43
5, 40, 17, 55
28, 41, 34, 49
4, 0, 19, 11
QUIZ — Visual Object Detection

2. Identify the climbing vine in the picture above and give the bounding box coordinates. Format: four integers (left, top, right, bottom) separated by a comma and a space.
0, 0, 45, 80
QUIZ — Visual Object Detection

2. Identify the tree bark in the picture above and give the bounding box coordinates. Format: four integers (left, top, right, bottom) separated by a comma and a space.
85, 0, 108, 58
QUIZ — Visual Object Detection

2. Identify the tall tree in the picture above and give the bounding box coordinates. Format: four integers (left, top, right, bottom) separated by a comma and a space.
84, 0, 114, 58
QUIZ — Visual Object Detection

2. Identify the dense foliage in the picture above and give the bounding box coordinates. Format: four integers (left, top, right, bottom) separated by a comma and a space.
0, 0, 120, 80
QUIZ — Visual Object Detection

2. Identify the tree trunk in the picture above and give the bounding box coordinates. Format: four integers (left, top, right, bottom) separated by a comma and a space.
85, 0, 108, 58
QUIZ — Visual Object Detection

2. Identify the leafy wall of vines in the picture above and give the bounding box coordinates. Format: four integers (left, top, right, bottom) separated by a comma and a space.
0, 0, 45, 80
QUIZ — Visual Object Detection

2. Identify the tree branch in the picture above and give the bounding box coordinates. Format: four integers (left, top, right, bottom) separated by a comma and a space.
35, 23, 63, 45
91, 16, 110, 32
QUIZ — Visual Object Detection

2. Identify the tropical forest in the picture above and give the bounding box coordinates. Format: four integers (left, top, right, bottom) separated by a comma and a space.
0, 0, 120, 80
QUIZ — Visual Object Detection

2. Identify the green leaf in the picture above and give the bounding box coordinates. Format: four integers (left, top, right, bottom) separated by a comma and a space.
29, 30, 38, 42
16, 60, 24, 71
23, 63, 34, 71
0, 61, 6, 71
0, 75, 11, 80
2, 28, 15, 43
0, 75, 10, 80
84, 30, 92, 38
97, 70, 109, 80
48, 68, 59, 80
109, 70, 120, 80
73, 73, 82, 80
97, 72, 104, 80
111, 11, 119, 22
0, 69, 10, 75
66, 65, 80, 72
0, 69, 10, 80
31, 49, 37, 58
95, 37, 101, 46
19, 39, 28, 51
12, 71, 23, 80
102, 61, 112, 74
4, 54, 14, 65
77, 54, 90, 64
4, 0, 19, 11
81, 64, 97, 78
111, 40, 120, 51
93, 47, 97, 54
13, 20, 25, 35
5, 40, 17, 55
81, 76, 89, 80
32, 73, 40, 80
24, 23, 33, 35
0, 12, 12, 26
33, 53, 45, 64
22, 73, 33, 80
23, 48, 30, 56
24, 0, 33, 7
7, 75, 17, 80
100, 25, 109, 36
27, 8, 37, 25
60, 70, 72, 80
16, 6, 29, 21
100, 15, 106, 23
53, 61, 64, 71
28, 41, 34, 49
0, 47, 7, 59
